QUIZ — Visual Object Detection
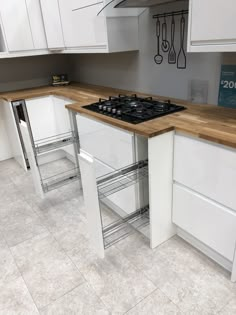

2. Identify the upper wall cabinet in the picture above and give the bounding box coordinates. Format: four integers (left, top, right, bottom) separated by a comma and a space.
0, 0, 47, 52
40, 0, 65, 50
58, 0, 107, 50
25, 0, 47, 50
57, 0, 140, 53
187, 0, 236, 52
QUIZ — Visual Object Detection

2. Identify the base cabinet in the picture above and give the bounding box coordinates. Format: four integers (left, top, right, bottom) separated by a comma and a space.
173, 183, 236, 262
3, 95, 81, 197
174, 133, 236, 211
173, 133, 236, 281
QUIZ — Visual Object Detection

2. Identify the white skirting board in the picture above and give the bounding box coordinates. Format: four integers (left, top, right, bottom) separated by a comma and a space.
177, 228, 235, 282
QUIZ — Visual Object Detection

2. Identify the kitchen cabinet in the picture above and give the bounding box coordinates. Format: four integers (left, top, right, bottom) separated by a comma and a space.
25, 0, 47, 50
40, 0, 65, 50
26, 96, 58, 141
77, 115, 135, 169
0, 0, 34, 51
58, 0, 139, 52
173, 183, 236, 262
174, 133, 236, 211
2, 95, 80, 197
23, 95, 80, 197
77, 114, 141, 215
0, 0, 47, 52
187, 0, 236, 52
76, 117, 175, 258
58, 0, 107, 50
173, 133, 236, 281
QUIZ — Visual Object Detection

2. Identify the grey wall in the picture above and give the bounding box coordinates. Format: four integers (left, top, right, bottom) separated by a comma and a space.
0, 54, 72, 92
70, 4, 223, 105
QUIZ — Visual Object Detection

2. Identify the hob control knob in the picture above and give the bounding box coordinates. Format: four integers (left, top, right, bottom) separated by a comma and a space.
103, 106, 107, 111
112, 108, 117, 114
117, 110, 122, 116
98, 105, 103, 110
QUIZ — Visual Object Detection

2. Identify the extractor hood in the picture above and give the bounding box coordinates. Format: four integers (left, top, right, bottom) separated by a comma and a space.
115, 0, 184, 8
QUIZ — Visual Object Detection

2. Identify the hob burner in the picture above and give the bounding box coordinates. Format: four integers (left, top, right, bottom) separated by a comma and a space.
83, 94, 186, 124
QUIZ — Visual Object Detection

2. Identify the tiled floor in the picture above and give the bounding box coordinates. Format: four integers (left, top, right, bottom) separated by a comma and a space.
0, 158, 235, 314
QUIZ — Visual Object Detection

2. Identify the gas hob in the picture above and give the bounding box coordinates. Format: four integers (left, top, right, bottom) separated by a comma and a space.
83, 94, 186, 124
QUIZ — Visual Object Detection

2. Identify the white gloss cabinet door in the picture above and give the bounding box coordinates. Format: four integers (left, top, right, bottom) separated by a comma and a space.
77, 115, 134, 169
58, 0, 107, 48
174, 134, 236, 211
52, 96, 71, 135
0, 0, 34, 51
188, 0, 236, 52
173, 184, 236, 262
40, 0, 65, 49
25, 96, 58, 142
25, 0, 47, 49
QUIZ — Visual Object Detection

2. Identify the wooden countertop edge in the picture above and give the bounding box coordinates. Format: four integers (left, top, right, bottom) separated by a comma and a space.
1, 83, 236, 150
67, 104, 236, 148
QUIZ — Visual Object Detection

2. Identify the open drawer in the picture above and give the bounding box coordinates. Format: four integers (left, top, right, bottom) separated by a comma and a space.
79, 150, 150, 258
20, 119, 81, 198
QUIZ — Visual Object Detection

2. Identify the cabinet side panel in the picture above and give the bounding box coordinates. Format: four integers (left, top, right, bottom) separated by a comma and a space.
0, 101, 12, 161
148, 131, 176, 248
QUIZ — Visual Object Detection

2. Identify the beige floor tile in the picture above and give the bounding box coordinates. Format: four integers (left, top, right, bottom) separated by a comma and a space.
117, 235, 236, 314
0, 199, 38, 227
41, 203, 86, 236
219, 297, 236, 314
126, 289, 182, 315
66, 234, 99, 270
0, 276, 39, 315
2, 216, 48, 247
51, 220, 89, 252
0, 237, 20, 283
40, 282, 109, 315
0, 182, 24, 208
11, 233, 84, 309
80, 246, 156, 313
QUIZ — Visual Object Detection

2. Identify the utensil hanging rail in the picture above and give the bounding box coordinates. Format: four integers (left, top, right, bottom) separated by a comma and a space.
153, 10, 188, 19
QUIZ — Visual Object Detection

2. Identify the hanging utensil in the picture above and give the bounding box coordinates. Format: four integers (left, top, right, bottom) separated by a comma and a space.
177, 12, 187, 69
154, 18, 163, 65
161, 14, 170, 53
168, 13, 176, 64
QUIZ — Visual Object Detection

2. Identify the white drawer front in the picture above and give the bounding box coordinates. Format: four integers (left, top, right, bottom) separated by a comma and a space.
173, 184, 236, 261
77, 115, 134, 169
174, 134, 236, 211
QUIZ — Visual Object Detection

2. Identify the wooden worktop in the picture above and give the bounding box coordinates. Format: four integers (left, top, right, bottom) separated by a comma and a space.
1, 82, 236, 149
